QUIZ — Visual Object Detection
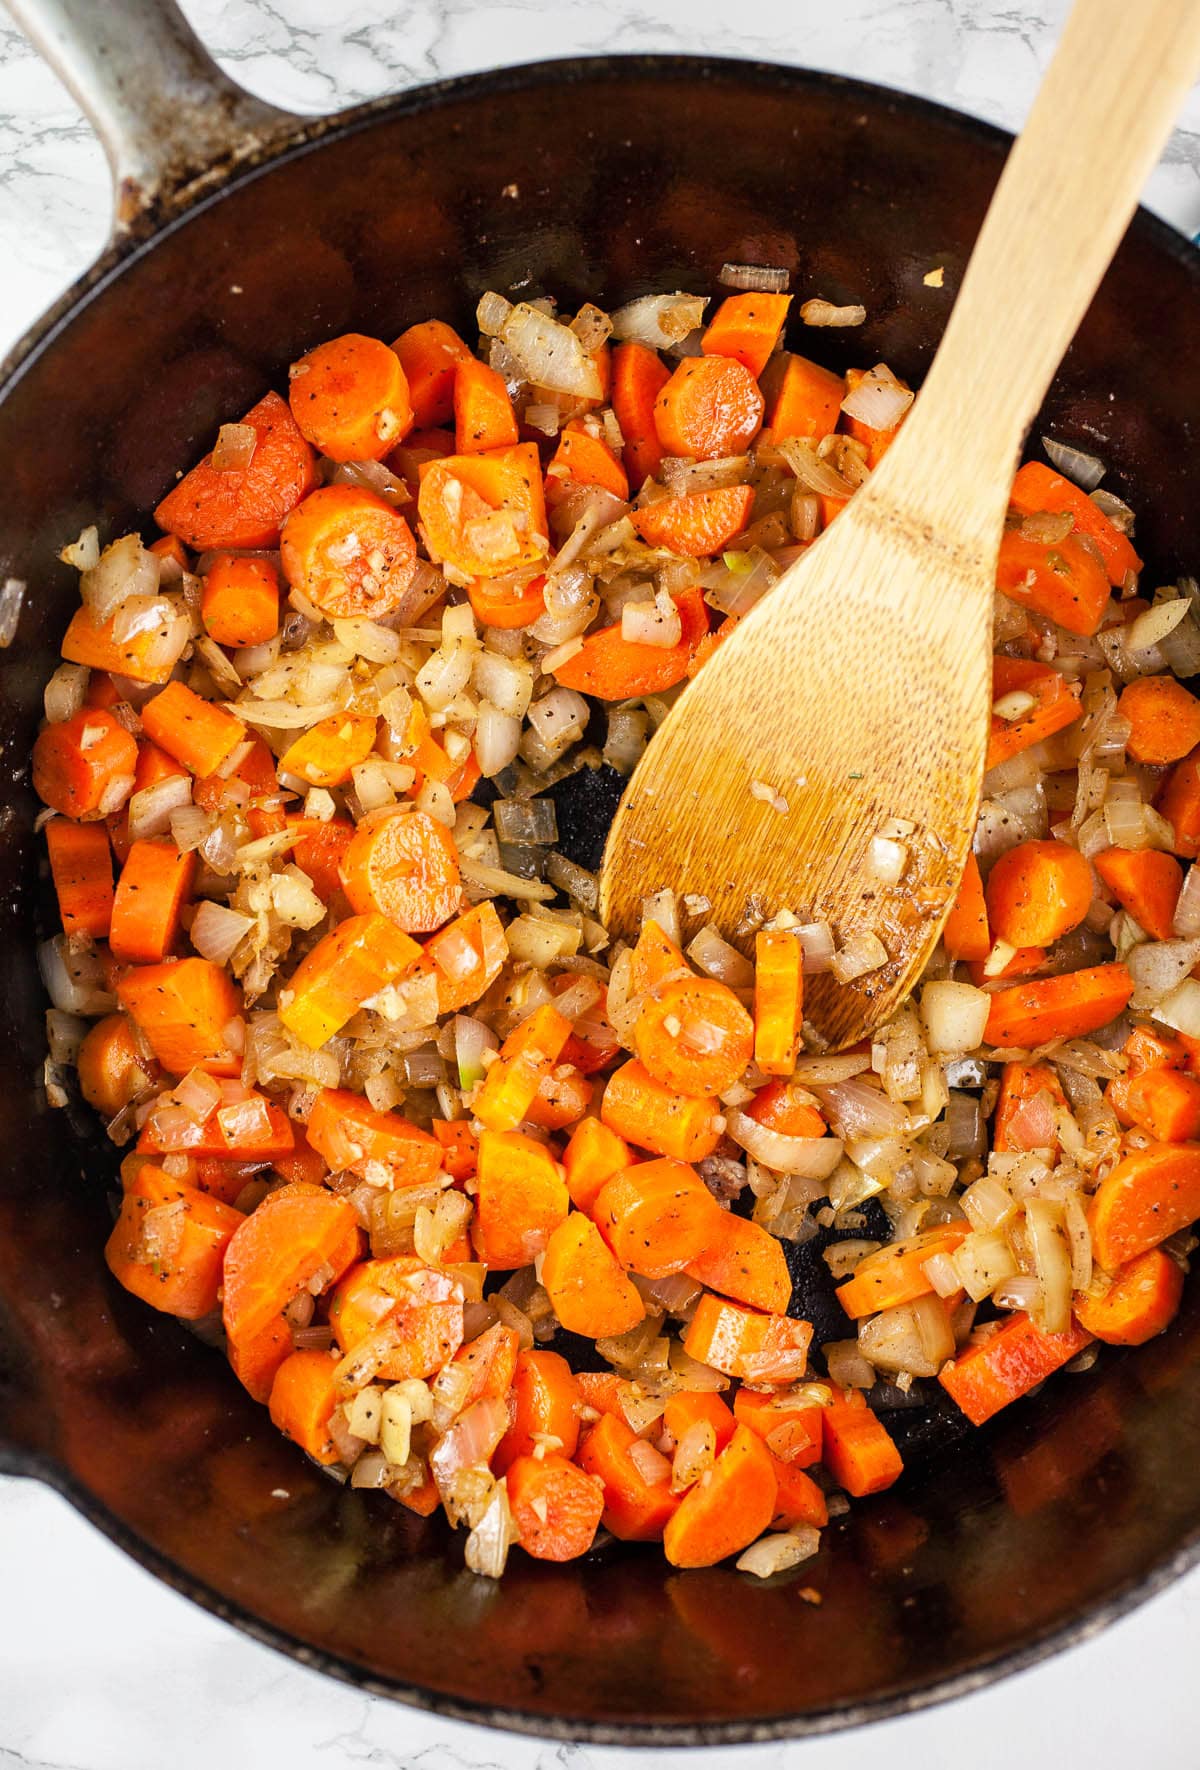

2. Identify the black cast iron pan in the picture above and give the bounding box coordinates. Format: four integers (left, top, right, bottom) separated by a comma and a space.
3, 0, 1200, 1743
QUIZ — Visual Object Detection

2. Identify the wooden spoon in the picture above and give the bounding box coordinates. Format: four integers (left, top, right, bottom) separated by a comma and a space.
599, 0, 1200, 1048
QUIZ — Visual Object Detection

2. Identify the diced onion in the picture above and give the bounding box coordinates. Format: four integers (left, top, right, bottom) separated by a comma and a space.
840, 364, 913, 429
610, 293, 707, 349
687, 924, 754, 987
44, 662, 88, 724
474, 701, 523, 778
126, 772, 191, 843
800, 299, 866, 327
736, 1528, 820, 1579
1127, 598, 1190, 653
1026, 1198, 1072, 1334
190, 900, 254, 964
919, 980, 990, 1056
725, 1110, 844, 1179
0, 577, 24, 648
830, 930, 889, 984
1128, 937, 1200, 1008
500, 304, 603, 399
1041, 436, 1105, 491
1153, 977, 1200, 1037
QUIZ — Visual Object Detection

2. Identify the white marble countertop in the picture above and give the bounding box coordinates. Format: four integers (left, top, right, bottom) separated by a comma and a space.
2, 1, 1200, 1765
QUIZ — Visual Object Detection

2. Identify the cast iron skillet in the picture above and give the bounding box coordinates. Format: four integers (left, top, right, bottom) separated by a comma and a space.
3, 0, 1200, 1744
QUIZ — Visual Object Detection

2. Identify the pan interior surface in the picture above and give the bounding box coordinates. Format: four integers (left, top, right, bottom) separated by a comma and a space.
2, 57, 1200, 1741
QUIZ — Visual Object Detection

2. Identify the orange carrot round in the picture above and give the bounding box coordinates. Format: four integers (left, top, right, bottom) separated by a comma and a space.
1090, 1142, 1200, 1270
553, 585, 709, 699
760, 351, 843, 441
820, 1389, 905, 1493
141, 680, 247, 778
630, 485, 755, 557
835, 1224, 969, 1320
634, 974, 754, 1098
541, 1211, 645, 1337
984, 961, 1133, 1048
117, 957, 243, 1076
289, 333, 413, 462
524, 1066, 594, 1131
1117, 674, 1200, 765
686, 1211, 792, 1314
33, 709, 137, 821
391, 319, 472, 428
611, 341, 670, 488
109, 839, 196, 964
45, 817, 114, 938
753, 929, 803, 1077
985, 838, 1095, 948
77, 1013, 157, 1117
593, 1157, 721, 1278
466, 573, 547, 630
601, 1059, 721, 1163
1093, 846, 1183, 941
201, 555, 280, 648
268, 1349, 342, 1464
222, 1181, 362, 1346
506, 1452, 604, 1562
416, 444, 548, 580
662, 1423, 777, 1567
653, 355, 765, 461
576, 1410, 679, 1541
328, 1255, 464, 1381
338, 808, 461, 933
995, 529, 1111, 637
701, 292, 791, 378
547, 422, 630, 501
942, 851, 990, 961
153, 392, 318, 552
105, 1162, 244, 1321
453, 357, 519, 455
1074, 1248, 1184, 1345
280, 485, 418, 620
746, 1081, 826, 1140
278, 712, 378, 789
493, 1349, 582, 1473
473, 1129, 570, 1269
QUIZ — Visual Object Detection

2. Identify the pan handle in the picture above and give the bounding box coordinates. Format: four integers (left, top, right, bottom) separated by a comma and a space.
6, 0, 301, 232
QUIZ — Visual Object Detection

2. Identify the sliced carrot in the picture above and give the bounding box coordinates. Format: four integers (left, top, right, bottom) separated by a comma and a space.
60, 604, 181, 685
417, 444, 548, 580
821, 1389, 904, 1494
746, 1081, 826, 1140
662, 1423, 777, 1567
985, 838, 1094, 949
432, 1118, 477, 1180
996, 528, 1111, 637
453, 1321, 520, 1406
685, 1212, 792, 1315
631, 484, 755, 557
836, 1224, 969, 1320
154, 392, 318, 551
391, 319, 472, 428
1074, 1248, 1184, 1345
593, 1157, 721, 1278
1159, 744, 1200, 858
1107, 1066, 1200, 1143
466, 572, 547, 630
117, 957, 243, 1076
472, 1002, 573, 1132
984, 962, 1133, 1048
562, 1117, 632, 1213
328, 1255, 463, 1381
654, 355, 764, 461
542, 1211, 645, 1337
306, 1087, 442, 1187
553, 976, 621, 1077
227, 1315, 293, 1403
682, 1293, 812, 1384
733, 1386, 822, 1469
553, 584, 709, 699
760, 351, 844, 441
141, 681, 247, 778
601, 1059, 721, 1162
33, 709, 137, 820
493, 1349, 582, 1473
525, 1066, 594, 1131
395, 1468, 441, 1517
1125, 1024, 1190, 1074
289, 332, 412, 461
148, 534, 189, 571
1093, 847, 1183, 942
338, 808, 461, 934
109, 839, 195, 964
473, 1128, 569, 1269
753, 930, 803, 1077
77, 1012, 157, 1117
664, 1389, 736, 1452
268, 1348, 341, 1464
634, 974, 753, 1099
200, 555, 280, 648
453, 357, 519, 455
611, 341, 671, 489
992, 1061, 1068, 1154
769, 1454, 829, 1530
280, 484, 418, 620
45, 818, 114, 938
1118, 675, 1200, 766
278, 912, 421, 1049
1009, 461, 1142, 587
278, 712, 378, 790
1090, 1142, 1200, 1269
576, 1410, 680, 1541
939, 1313, 1093, 1425
942, 852, 990, 961
416, 901, 508, 1015
987, 656, 1083, 770
105, 1161, 243, 1320
223, 1181, 362, 1346
287, 814, 354, 902
506, 1452, 604, 1562
546, 421, 629, 501
701, 292, 791, 378
629, 918, 689, 995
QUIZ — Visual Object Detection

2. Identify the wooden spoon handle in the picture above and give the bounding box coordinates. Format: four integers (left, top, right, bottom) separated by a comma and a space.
881, 0, 1200, 542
